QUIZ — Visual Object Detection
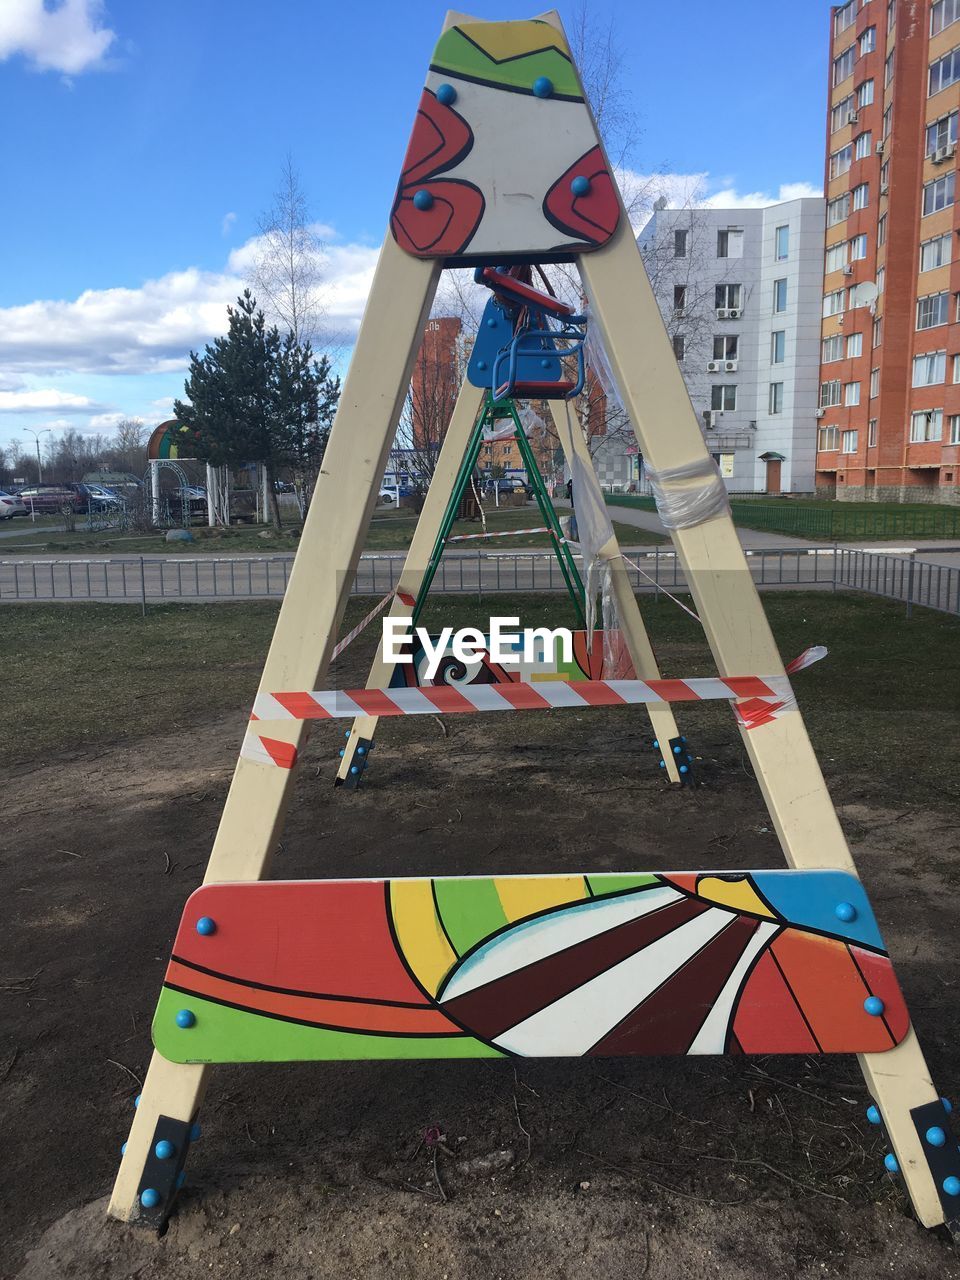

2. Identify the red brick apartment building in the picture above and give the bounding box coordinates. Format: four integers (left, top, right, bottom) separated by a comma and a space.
819, 0, 960, 503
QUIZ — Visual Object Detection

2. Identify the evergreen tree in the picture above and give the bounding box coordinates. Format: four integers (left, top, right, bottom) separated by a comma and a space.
174, 291, 339, 528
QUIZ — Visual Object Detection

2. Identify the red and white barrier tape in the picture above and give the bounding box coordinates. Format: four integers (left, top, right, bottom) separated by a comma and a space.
330, 588, 415, 660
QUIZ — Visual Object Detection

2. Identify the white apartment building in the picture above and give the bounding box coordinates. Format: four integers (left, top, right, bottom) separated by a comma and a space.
636, 197, 826, 493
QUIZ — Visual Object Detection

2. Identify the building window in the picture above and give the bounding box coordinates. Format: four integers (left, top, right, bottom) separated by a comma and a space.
844, 381, 861, 406
823, 289, 845, 318
835, 0, 858, 34
854, 131, 873, 160
674, 229, 688, 257
825, 242, 848, 274
820, 380, 842, 408
773, 279, 787, 312
842, 429, 859, 454
923, 172, 956, 214
717, 228, 744, 258
888, 0, 896, 32
827, 193, 851, 226
829, 144, 853, 179
850, 233, 868, 261
711, 384, 737, 411
868, 419, 878, 447
876, 266, 885, 294
831, 95, 856, 133
878, 212, 887, 245
929, 48, 960, 96
931, 0, 960, 37
715, 283, 742, 310
910, 409, 944, 441
769, 382, 784, 414
873, 317, 883, 347
953, 354, 960, 382
847, 332, 863, 358
917, 292, 949, 328
926, 112, 958, 156
859, 27, 876, 55
772, 330, 786, 363
713, 334, 739, 360
857, 79, 875, 108
882, 105, 893, 141
949, 414, 960, 444
775, 225, 789, 261
819, 425, 841, 451
852, 183, 869, 211
834, 45, 856, 86
885, 50, 895, 86
672, 333, 685, 361
673, 285, 687, 312
822, 334, 844, 362
880, 158, 890, 187
913, 350, 947, 385
870, 366, 880, 397
920, 232, 952, 271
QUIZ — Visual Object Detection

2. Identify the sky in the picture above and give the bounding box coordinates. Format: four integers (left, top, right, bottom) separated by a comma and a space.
0, 0, 834, 463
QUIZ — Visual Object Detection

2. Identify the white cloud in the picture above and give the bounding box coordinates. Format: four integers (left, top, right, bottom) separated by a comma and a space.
620, 169, 824, 232
0, 388, 98, 412
0, 233, 380, 380
0, 0, 116, 74
221, 211, 237, 236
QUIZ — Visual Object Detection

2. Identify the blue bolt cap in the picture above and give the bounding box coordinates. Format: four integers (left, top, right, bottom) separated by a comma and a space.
943, 1098, 954, 1114
338, 749, 344, 757
540, 358, 551, 368
175, 1009, 196, 1029
571, 175, 591, 197
653, 740, 659, 748
176, 1171, 186, 1190
866, 1105, 881, 1125
944, 1175, 960, 1197
884, 1153, 899, 1174
673, 744, 682, 754
863, 996, 885, 1017
679, 765, 689, 774
140, 1188, 161, 1209
189, 1123, 202, 1142
926, 1126, 947, 1147
134, 1094, 141, 1108
532, 76, 553, 98
486, 317, 497, 328
358, 746, 366, 755
834, 902, 857, 923
196, 916, 216, 936
659, 760, 665, 768
413, 189, 434, 211
350, 765, 359, 775
344, 730, 350, 738
477, 360, 487, 371
121, 1141, 127, 1154
436, 83, 457, 106
155, 1140, 176, 1160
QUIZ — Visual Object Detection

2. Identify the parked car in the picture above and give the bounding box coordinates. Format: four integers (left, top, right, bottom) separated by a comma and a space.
84, 484, 124, 509
378, 488, 396, 503
484, 477, 528, 495
15, 483, 97, 514
0, 489, 27, 519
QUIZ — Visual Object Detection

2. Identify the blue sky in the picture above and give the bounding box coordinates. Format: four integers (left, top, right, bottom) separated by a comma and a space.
0, 0, 833, 460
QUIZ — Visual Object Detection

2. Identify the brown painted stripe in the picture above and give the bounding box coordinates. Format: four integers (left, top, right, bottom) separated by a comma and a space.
587, 916, 760, 1056
441, 896, 708, 1041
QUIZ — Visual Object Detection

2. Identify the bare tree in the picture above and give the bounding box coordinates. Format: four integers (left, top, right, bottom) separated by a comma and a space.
253, 155, 325, 346
107, 418, 148, 474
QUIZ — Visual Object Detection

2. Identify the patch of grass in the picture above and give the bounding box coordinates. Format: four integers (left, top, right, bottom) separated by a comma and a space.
2, 593, 957, 805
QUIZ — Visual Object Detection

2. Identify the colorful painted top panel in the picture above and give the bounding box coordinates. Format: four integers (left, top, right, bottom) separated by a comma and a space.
147, 420, 199, 461
390, 19, 619, 263
153, 870, 909, 1064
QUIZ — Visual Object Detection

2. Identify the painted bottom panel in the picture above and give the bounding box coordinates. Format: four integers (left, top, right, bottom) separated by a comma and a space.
153, 871, 910, 1063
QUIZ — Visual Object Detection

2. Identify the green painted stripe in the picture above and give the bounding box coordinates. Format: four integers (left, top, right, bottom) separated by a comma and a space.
433, 878, 509, 956
432, 30, 581, 99
152, 990, 502, 1063
584, 873, 661, 897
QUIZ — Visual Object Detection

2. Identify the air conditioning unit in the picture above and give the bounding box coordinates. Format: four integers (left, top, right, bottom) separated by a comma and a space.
727, 307, 742, 319
933, 144, 956, 165
702, 410, 716, 429
707, 360, 721, 372
815, 408, 825, 418
724, 360, 738, 372
876, 140, 885, 154
848, 112, 859, 125
716, 307, 729, 319
843, 264, 854, 276
673, 307, 686, 317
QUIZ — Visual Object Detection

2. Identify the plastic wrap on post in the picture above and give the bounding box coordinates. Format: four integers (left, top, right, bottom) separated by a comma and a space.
583, 310, 625, 416
645, 457, 731, 531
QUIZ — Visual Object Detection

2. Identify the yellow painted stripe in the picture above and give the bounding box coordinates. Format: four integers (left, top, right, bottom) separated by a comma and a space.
494, 876, 588, 924
389, 880, 457, 997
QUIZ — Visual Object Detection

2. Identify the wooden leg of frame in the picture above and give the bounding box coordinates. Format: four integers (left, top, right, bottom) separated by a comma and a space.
577, 222, 945, 1228
108, 238, 442, 1223
335, 378, 486, 782
547, 399, 681, 782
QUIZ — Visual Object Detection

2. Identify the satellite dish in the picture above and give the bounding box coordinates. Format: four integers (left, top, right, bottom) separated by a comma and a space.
853, 281, 879, 309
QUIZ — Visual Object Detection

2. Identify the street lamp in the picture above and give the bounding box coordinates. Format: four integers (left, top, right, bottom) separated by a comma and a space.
22, 426, 52, 483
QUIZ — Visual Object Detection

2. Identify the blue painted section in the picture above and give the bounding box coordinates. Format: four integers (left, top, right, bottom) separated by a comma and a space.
467, 296, 561, 390
749, 871, 885, 951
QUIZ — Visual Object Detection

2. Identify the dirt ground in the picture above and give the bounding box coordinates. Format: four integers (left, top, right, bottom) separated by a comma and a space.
2, 668, 959, 1279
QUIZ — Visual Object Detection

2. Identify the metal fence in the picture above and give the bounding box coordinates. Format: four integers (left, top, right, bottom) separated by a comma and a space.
606, 493, 960, 540
2, 547, 958, 616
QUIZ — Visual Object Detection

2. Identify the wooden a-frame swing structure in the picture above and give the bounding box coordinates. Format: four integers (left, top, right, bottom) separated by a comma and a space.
111, 10, 957, 1235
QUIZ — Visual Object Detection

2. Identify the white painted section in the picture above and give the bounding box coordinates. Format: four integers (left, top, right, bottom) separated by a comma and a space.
686, 920, 779, 1054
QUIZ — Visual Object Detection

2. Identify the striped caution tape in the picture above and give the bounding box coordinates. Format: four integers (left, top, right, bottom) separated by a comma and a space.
330, 588, 415, 660
447, 526, 566, 543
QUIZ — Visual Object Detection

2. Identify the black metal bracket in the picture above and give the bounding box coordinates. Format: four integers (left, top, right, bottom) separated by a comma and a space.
335, 736, 374, 790
909, 1098, 960, 1232
668, 736, 695, 786
135, 1113, 196, 1229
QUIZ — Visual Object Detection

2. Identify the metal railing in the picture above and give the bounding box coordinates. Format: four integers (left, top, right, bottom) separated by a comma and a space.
2, 547, 958, 616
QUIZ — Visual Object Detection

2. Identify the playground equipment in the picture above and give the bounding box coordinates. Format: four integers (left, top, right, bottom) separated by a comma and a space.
112, 12, 957, 1236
